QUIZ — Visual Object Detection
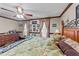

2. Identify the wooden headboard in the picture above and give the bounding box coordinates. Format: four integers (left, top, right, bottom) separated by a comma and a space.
61, 21, 79, 43
63, 28, 79, 42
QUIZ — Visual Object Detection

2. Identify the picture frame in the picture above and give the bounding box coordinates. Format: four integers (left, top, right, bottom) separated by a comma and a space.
52, 24, 57, 27
32, 21, 37, 24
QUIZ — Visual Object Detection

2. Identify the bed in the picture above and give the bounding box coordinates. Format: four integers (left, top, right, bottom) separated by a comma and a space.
58, 21, 79, 56
0, 36, 64, 56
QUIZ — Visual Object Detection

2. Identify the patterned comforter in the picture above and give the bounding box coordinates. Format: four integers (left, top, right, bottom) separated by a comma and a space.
0, 36, 64, 56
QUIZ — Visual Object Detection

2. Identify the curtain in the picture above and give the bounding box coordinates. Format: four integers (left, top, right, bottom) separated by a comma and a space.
23, 23, 28, 36
41, 22, 48, 38
40, 20, 43, 36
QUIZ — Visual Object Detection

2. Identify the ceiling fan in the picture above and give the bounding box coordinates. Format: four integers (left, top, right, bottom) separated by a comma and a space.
16, 5, 32, 19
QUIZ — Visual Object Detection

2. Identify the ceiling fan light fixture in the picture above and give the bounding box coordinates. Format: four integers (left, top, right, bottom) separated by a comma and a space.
16, 14, 24, 19
16, 5, 32, 19
20, 14, 24, 18
17, 6, 23, 14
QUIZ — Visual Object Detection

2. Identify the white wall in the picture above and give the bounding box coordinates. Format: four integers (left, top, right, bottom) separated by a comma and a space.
50, 18, 61, 33
60, 3, 79, 25
0, 17, 20, 33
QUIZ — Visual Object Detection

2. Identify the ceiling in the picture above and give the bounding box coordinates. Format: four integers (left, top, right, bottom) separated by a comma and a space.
0, 3, 69, 20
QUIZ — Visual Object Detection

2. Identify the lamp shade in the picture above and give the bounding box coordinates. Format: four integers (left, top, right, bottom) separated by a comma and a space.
55, 29, 59, 33
16, 14, 24, 19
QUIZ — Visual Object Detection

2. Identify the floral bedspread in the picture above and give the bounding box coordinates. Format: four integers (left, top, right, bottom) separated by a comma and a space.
0, 36, 64, 56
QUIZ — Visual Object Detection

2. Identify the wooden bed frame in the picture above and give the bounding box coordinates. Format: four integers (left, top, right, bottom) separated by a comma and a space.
61, 21, 79, 43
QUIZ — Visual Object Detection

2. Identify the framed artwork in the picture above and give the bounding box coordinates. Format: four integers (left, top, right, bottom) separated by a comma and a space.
30, 20, 40, 32
37, 24, 40, 27
33, 25, 36, 27
52, 24, 57, 27
33, 28, 35, 31
32, 21, 37, 24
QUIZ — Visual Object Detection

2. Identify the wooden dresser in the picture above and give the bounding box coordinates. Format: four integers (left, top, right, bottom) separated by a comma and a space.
0, 34, 20, 46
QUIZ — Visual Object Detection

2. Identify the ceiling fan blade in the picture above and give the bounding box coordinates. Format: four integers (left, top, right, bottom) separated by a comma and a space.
1, 7, 14, 13
24, 13, 33, 16
13, 15, 16, 17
